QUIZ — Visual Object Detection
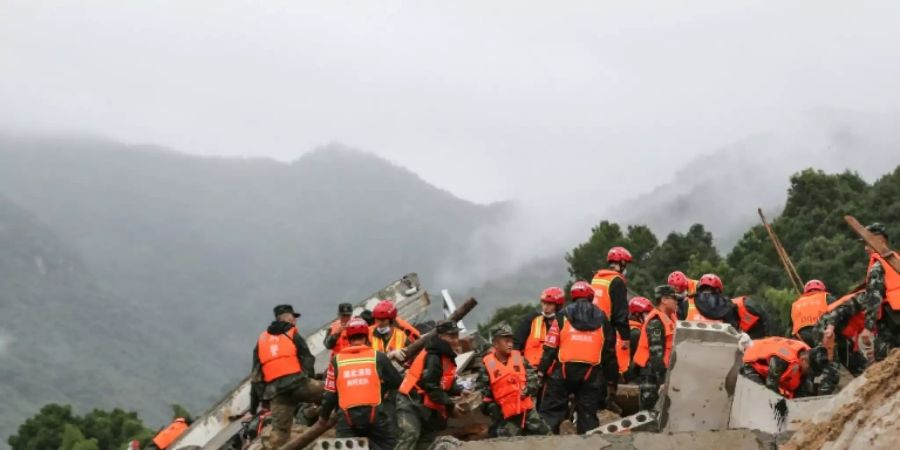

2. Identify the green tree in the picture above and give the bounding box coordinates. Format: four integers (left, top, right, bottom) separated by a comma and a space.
170, 404, 192, 421
9, 404, 79, 450
477, 303, 535, 338
10, 405, 151, 450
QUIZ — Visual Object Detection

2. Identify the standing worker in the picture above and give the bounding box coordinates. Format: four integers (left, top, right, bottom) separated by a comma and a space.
693, 274, 769, 338
514, 287, 566, 367
591, 247, 633, 404
740, 337, 837, 398
396, 321, 464, 450
319, 318, 402, 450
620, 296, 653, 383
477, 324, 551, 437
252, 305, 321, 450
325, 303, 354, 357
632, 286, 678, 411
369, 300, 419, 363
145, 417, 192, 450
538, 281, 615, 434
788, 280, 832, 347
817, 290, 869, 375
668, 271, 715, 321
857, 223, 900, 360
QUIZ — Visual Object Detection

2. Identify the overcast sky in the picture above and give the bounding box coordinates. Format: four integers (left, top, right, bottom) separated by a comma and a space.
3, 0, 900, 207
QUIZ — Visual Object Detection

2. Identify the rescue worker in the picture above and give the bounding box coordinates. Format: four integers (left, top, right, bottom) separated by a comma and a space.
252, 304, 321, 450
369, 299, 420, 363
788, 279, 833, 347
620, 296, 653, 383
476, 324, 551, 437
633, 286, 678, 411
513, 287, 566, 367
145, 417, 192, 450
325, 303, 354, 356
319, 318, 402, 450
668, 271, 715, 321
396, 320, 464, 450
538, 281, 615, 434
590, 247, 632, 405
817, 290, 869, 375
740, 337, 838, 398
857, 223, 900, 360
693, 274, 770, 338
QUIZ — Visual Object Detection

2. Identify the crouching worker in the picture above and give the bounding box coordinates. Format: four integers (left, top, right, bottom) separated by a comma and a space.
632, 286, 678, 411
396, 320, 463, 450
319, 318, 402, 450
740, 337, 838, 398
477, 324, 551, 437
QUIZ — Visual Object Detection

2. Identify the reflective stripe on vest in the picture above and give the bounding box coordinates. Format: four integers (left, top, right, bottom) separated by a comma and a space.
335, 346, 381, 410
257, 327, 302, 382
152, 418, 189, 450
732, 297, 760, 332
399, 350, 457, 416
633, 309, 676, 368
827, 290, 868, 340
523, 315, 547, 366
369, 326, 407, 353
591, 269, 622, 318
482, 350, 534, 418
742, 337, 808, 398
558, 318, 604, 365
685, 298, 722, 322
791, 291, 829, 336
870, 253, 900, 311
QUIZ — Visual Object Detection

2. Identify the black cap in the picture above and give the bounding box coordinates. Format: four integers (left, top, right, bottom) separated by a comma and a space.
865, 222, 889, 240
274, 304, 300, 318
654, 285, 677, 303
338, 303, 353, 315
435, 320, 461, 335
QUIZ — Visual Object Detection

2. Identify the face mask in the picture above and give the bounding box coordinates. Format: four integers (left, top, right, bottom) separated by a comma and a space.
376, 326, 391, 334
542, 311, 556, 319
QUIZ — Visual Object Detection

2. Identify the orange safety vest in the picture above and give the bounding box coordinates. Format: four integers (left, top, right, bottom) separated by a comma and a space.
615, 320, 642, 373
151, 418, 189, 450
791, 291, 829, 337
329, 320, 351, 355
482, 350, 535, 418
558, 317, 604, 365
395, 317, 422, 342
869, 253, 900, 311
399, 350, 457, 416
523, 315, 548, 366
335, 346, 382, 410
591, 269, 623, 318
827, 290, 869, 341
369, 325, 408, 353
685, 278, 698, 297
685, 298, 722, 322
732, 296, 760, 332
742, 337, 808, 398
633, 309, 676, 368
257, 327, 302, 382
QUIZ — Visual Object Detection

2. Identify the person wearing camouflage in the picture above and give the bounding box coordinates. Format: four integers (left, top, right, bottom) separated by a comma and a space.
816, 292, 870, 375
739, 338, 838, 398
476, 324, 551, 437
857, 223, 900, 360
633, 286, 678, 411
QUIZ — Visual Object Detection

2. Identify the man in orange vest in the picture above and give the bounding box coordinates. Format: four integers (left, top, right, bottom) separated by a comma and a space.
396, 320, 464, 450
739, 337, 837, 398
325, 303, 354, 357
369, 299, 419, 363
319, 318, 402, 450
538, 281, 615, 434
252, 304, 321, 450
620, 296, 653, 383
693, 273, 770, 338
476, 324, 551, 437
591, 247, 632, 355
788, 279, 833, 347
668, 271, 711, 321
857, 223, 900, 361
145, 417, 192, 450
513, 287, 565, 368
632, 286, 678, 411
817, 289, 869, 375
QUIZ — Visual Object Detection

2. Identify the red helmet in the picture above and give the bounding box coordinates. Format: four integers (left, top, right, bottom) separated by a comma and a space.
667, 271, 689, 292
629, 296, 653, 314
570, 281, 595, 299
540, 287, 566, 305
372, 300, 398, 320
698, 273, 723, 292
804, 279, 826, 294
607, 246, 633, 264
345, 318, 370, 338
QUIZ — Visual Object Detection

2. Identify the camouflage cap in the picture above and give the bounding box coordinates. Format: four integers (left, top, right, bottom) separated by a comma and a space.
865, 222, 889, 239
491, 323, 514, 339
654, 285, 678, 302
435, 320, 461, 335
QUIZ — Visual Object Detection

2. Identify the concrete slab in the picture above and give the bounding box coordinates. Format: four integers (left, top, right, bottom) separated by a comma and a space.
632, 429, 767, 450
729, 375, 832, 434
454, 434, 613, 450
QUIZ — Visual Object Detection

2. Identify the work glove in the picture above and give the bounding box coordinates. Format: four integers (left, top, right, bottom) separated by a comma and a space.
858, 329, 875, 361
388, 348, 407, 362
737, 333, 752, 352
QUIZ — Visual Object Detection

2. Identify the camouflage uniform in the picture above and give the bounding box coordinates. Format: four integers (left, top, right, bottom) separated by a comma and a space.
864, 260, 900, 360
637, 317, 667, 410
739, 347, 838, 397
815, 295, 869, 375
476, 324, 551, 438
